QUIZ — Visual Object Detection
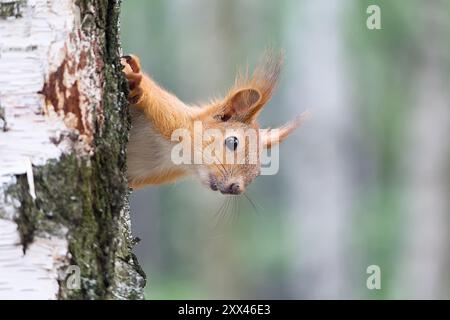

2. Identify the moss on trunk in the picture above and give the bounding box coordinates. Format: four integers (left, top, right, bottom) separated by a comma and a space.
0, 0, 26, 19
6, 0, 145, 300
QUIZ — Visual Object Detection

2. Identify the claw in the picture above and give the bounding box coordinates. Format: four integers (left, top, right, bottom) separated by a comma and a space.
122, 54, 141, 73
122, 54, 143, 105
129, 95, 140, 105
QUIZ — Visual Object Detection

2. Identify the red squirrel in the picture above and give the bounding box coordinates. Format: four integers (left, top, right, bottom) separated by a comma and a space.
121, 52, 309, 195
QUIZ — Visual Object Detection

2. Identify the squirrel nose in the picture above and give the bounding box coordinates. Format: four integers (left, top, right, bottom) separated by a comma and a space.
221, 183, 241, 195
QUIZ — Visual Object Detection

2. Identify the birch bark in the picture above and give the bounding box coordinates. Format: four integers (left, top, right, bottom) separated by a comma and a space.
0, 0, 145, 299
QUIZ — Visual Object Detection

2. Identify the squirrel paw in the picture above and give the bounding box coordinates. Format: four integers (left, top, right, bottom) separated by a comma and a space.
121, 55, 143, 105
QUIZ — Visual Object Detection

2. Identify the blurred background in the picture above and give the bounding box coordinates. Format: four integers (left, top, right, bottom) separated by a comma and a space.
121, 0, 450, 299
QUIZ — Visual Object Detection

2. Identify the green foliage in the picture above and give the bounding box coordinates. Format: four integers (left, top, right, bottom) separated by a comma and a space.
123, 0, 450, 299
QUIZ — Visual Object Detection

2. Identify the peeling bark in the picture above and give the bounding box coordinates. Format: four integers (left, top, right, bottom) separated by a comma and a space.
0, 0, 145, 299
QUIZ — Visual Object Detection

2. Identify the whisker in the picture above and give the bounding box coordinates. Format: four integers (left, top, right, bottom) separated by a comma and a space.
226, 196, 236, 226
215, 197, 231, 228
228, 196, 236, 226
244, 193, 259, 216
231, 196, 240, 225
192, 144, 228, 178
222, 197, 232, 220
213, 154, 228, 177
214, 198, 228, 221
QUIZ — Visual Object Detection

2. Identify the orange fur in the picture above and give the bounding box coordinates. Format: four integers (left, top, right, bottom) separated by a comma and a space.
122, 55, 193, 140
122, 52, 307, 192
129, 168, 188, 189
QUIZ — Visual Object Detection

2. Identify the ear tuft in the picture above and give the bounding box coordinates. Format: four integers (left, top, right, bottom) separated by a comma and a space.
202, 50, 283, 123
261, 110, 311, 149
235, 50, 284, 122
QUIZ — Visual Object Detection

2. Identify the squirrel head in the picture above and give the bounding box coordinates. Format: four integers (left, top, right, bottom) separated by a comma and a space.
187, 51, 310, 195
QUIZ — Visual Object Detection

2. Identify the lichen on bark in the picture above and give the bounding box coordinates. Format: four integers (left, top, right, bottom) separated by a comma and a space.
0, 0, 26, 19
0, 103, 7, 131
5, 0, 145, 300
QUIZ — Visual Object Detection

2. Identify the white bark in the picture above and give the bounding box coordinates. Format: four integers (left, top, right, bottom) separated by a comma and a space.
0, 0, 102, 299
0, 219, 68, 299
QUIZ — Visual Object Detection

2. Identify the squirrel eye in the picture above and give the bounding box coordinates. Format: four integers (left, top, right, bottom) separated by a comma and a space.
225, 136, 239, 151
221, 114, 231, 121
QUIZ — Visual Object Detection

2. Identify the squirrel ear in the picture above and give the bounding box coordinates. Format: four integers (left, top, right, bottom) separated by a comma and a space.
227, 88, 261, 117
261, 111, 311, 149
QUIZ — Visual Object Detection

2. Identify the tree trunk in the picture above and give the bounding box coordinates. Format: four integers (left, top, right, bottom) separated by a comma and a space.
395, 1, 450, 299
0, 0, 145, 299
284, 0, 353, 298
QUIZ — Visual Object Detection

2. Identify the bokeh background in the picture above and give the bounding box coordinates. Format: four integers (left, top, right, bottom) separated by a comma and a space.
121, 0, 450, 299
